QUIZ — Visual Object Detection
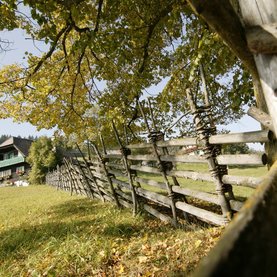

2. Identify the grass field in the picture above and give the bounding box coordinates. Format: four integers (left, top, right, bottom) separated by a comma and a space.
0, 185, 223, 276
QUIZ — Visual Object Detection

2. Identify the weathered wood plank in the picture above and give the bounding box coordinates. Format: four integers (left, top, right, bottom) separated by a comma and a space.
209, 130, 271, 144
156, 137, 197, 147
103, 154, 122, 159
136, 187, 171, 208
91, 172, 108, 181
126, 142, 152, 149
127, 155, 156, 161
106, 149, 122, 155
161, 154, 207, 163
107, 168, 126, 177
118, 198, 133, 209
217, 154, 267, 166
222, 175, 262, 188
167, 170, 214, 182
239, 0, 277, 135
134, 176, 167, 190
247, 106, 274, 131
246, 23, 277, 54
172, 186, 219, 205
175, 201, 227, 226
229, 200, 244, 212
110, 177, 130, 190
130, 165, 161, 174
115, 189, 133, 202
106, 162, 125, 170
143, 204, 173, 224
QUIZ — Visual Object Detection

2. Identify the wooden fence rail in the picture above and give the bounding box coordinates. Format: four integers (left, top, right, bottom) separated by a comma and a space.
46, 122, 270, 227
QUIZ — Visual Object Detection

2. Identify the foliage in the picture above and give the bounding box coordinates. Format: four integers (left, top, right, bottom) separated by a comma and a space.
0, 134, 10, 144
27, 136, 60, 184
222, 143, 251, 154
0, 0, 255, 143
0, 185, 223, 276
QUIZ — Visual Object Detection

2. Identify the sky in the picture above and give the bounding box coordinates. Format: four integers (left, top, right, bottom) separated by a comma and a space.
0, 29, 54, 138
0, 28, 264, 149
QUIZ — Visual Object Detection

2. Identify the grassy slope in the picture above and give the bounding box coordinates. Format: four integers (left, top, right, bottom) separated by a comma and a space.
0, 186, 222, 276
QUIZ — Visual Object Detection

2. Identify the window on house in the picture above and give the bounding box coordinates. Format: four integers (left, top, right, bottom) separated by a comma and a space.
16, 166, 24, 174
0, 169, 12, 178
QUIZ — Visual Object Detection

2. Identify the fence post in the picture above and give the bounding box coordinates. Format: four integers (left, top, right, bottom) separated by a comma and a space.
112, 121, 138, 215
138, 100, 178, 227
147, 98, 190, 222
76, 144, 105, 201
90, 142, 121, 208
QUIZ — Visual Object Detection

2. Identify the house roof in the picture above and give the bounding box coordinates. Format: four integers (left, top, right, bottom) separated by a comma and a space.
0, 137, 33, 157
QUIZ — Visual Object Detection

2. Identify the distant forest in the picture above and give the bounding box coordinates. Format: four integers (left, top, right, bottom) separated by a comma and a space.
0, 135, 38, 144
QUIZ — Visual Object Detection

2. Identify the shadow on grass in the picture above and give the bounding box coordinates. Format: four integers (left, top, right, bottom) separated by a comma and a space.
48, 198, 105, 219
0, 197, 210, 264
0, 198, 147, 260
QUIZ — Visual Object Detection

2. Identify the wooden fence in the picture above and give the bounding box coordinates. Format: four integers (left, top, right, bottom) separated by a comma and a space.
46, 112, 272, 226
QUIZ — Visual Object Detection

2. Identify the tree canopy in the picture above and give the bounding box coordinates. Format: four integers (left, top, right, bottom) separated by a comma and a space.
0, 0, 255, 143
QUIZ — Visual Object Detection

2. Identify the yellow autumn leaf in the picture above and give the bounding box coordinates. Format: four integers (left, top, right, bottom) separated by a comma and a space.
138, 256, 148, 263
195, 240, 202, 248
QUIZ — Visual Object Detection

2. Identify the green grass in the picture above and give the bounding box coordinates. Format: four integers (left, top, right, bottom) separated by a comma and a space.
0, 185, 223, 276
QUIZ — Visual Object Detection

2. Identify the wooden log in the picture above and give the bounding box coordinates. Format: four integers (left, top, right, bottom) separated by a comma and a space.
175, 201, 227, 226
115, 188, 133, 202
107, 168, 126, 177
103, 194, 113, 202
126, 142, 152, 149
106, 149, 122, 155
104, 154, 123, 159
106, 162, 125, 170
107, 168, 127, 177
110, 177, 131, 190
239, 0, 277, 136
167, 170, 214, 182
247, 106, 274, 131
136, 187, 171, 208
99, 187, 112, 197
127, 154, 156, 161
143, 204, 174, 224
209, 130, 272, 144
229, 200, 244, 212
91, 172, 108, 181
217, 154, 267, 166
112, 121, 139, 215
118, 198, 133, 209
161, 154, 207, 163
246, 23, 277, 54
134, 176, 167, 190
156, 137, 197, 147
130, 165, 161, 174
172, 186, 219, 205
222, 175, 263, 188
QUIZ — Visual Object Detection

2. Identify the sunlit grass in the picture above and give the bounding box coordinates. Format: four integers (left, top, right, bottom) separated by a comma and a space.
0, 185, 223, 276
